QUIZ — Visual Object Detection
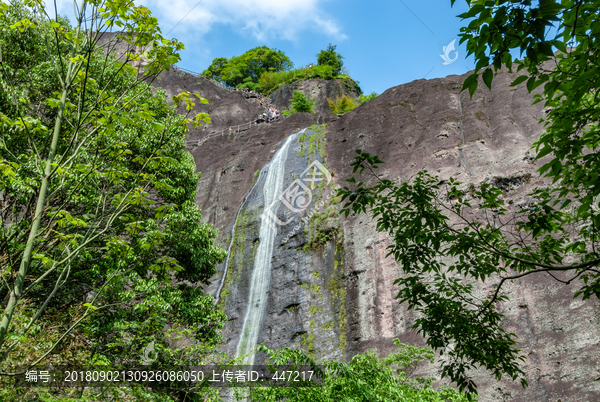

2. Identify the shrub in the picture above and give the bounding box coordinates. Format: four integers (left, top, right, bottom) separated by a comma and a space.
328, 95, 358, 114
327, 92, 378, 115
358, 91, 378, 104
202, 46, 292, 89
240, 340, 474, 401
238, 76, 261, 92
259, 65, 340, 94
290, 90, 315, 114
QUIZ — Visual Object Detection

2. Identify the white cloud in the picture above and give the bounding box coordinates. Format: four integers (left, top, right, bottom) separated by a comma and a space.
42, 0, 346, 47
141, 0, 346, 42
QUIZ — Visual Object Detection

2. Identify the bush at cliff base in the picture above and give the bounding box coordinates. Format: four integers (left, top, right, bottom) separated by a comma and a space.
235, 340, 475, 402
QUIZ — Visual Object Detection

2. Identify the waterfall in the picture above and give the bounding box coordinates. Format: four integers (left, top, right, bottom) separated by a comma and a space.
235, 130, 302, 365
214, 170, 266, 305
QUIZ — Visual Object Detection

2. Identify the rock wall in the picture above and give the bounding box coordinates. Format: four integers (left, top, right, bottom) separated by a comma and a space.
269, 78, 361, 116
95, 32, 264, 138
215, 126, 347, 364
151, 71, 264, 140
98, 31, 600, 398
189, 70, 600, 401
324, 70, 600, 401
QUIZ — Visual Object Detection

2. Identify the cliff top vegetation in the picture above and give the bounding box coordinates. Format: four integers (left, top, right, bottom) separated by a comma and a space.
202, 44, 361, 95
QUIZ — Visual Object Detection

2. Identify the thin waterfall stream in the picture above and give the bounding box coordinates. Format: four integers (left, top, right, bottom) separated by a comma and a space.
214, 169, 266, 305
235, 130, 303, 365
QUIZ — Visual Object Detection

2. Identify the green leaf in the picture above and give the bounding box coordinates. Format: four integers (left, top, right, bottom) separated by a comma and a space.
461, 73, 479, 97
468, 79, 478, 98
509, 75, 528, 87
7, 332, 26, 342
535, 145, 553, 160
482, 69, 493, 90
551, 159, 562, 176
151, 121, 165, 131
526, 77, 537, 93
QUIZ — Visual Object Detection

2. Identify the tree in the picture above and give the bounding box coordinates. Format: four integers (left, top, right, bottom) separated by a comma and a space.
0, 2, 226, 400
338, 0, 600, 395
317, 44, 344, 75
201, 56, 228, 81
236, 340, 473, 402
202, 46, 292, 89
289, 90, 315, 114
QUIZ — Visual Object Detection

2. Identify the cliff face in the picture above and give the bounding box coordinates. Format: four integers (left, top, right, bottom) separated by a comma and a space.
96, 33, 599, 400
151, 70, 265, 140
323, 71, 600, 401
269, 78, 361, 115
95, 32, 265, 138
182, 70, 600, 401
213, 125, 346, 364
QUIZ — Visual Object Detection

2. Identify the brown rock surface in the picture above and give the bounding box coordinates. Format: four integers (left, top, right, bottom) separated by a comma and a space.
192, 112, 331, 245
95, 32, 265, 138
181, 70, 599, 400
269, 78, 361, 115
324, 70, 600, 401
152, 71, 265, 140
97, 33, 600, 401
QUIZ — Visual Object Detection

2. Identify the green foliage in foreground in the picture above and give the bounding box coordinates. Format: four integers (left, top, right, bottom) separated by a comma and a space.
0, 1, 227, 401
0, 384, 181, 402
337, 0, 600, 395
237, 340, 474, 402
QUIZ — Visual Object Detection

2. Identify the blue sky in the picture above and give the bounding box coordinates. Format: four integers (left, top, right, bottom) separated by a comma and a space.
50, 0, 478, 95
